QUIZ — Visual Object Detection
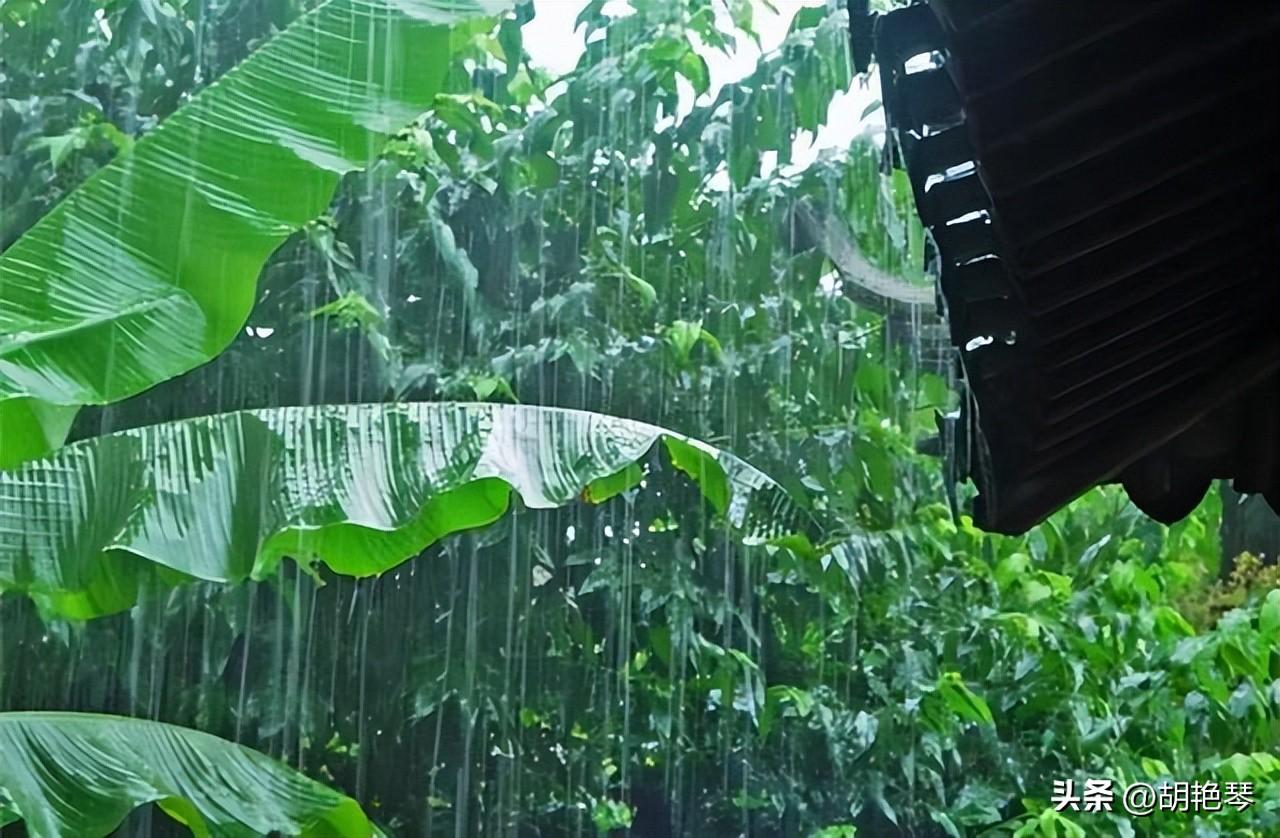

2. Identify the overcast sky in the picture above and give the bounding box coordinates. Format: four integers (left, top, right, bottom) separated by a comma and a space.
520, 0, 882, 171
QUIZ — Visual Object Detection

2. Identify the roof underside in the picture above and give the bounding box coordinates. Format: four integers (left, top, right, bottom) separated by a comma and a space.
866, 0, 1280, 532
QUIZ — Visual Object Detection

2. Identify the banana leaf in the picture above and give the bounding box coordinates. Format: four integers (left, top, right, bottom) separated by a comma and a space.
0, 402, 799, 619
0, 712, 372, 838
0, 0, 511, 467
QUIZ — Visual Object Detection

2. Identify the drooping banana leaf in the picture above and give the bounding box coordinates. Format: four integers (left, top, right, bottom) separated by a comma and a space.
0, 0, 511, 468
0, 402, 799, 619
0, 712, 372, 838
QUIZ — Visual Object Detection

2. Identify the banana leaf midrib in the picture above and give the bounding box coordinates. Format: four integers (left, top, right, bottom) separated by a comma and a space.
0, 401, 800, 620
0, 0, 511, 467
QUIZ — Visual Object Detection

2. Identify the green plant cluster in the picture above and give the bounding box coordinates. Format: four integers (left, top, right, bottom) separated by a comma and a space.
0, 1, 1276, 837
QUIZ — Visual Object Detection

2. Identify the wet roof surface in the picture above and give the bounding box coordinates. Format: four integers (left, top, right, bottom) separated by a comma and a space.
867, 0, 1280, 532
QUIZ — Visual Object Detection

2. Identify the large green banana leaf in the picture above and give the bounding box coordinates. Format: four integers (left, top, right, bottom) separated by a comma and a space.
0, 712, 372, 838
0, 0, 510, 467
0, 402, 798, 619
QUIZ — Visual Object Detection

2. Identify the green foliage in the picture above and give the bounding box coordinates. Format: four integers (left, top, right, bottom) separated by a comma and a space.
754, 476, 1279, 836
0, 402, 795, 619
0, 0, 1275, 837
0, 712, 372, 838
0, 0, 511, 465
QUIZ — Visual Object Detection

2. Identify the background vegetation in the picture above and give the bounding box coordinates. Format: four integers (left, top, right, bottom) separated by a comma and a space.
1, 0, 1277, 836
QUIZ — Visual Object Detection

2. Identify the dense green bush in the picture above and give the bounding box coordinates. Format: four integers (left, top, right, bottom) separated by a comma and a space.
1, 1, 1275, 836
